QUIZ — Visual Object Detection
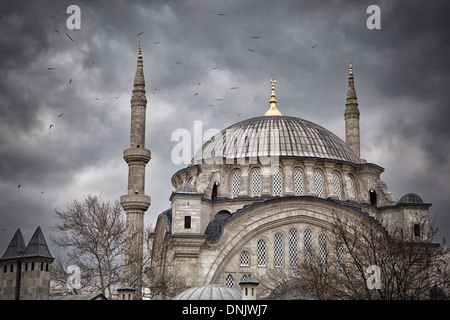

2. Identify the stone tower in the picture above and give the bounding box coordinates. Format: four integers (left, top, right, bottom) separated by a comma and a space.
120, 46, 151, 299
344, 63, 361, 158
0, 227, 54, 300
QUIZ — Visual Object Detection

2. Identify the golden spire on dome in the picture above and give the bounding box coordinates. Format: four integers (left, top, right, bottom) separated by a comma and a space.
264, 79, 282, 116
138, 41, 142, 57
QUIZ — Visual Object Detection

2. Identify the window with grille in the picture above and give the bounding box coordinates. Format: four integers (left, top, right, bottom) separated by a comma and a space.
294, 169, 304, 196
241, 274, 249, 282
257, 239, 267, 267
314, 171, 324, 198
272, 168, 283, 196
333, 173, 342, 199
240, 250, 250, 267
349, 177, 356, 199
336, 244, 345, 268
271, 168, 282, 196
304, 229, 313, 264
251, 169, 261, 197
289, 228, 299, 267
225, 274, 234, 288
274, 232, 284, 267
231, 170, 241, 198
318, 234, 327, 265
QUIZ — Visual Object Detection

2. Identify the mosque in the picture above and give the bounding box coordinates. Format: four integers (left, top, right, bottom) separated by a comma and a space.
0, 47, 433, 300
119, 48, 432, 299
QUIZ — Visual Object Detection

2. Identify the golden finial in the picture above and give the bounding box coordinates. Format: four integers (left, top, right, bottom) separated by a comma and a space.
349, 59, 353, 76
264, 78, 282, 116
138, 41, 142, 57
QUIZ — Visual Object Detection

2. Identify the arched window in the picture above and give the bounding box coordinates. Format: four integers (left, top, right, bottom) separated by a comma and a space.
231, 170, 241, 198
257, 239, 267, 267
332, 173, 342, 199
318, 234, 327, 265
272, 168, 283, 196
314, 171, 324, 198
225, 274, 234, 288
304, 229, 313, 264
289, 228, 299, 267
336, 244, 345, 268
274, 232, 284, 267
251, 169, 261, 197
240, 250, 250, 267
348, 176, 356, 199
293, 169, 304, 196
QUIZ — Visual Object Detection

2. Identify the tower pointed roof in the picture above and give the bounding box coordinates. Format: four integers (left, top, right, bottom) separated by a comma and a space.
0, 228, 26, 260
346, 62, 358, 106
22, 226, 53, 260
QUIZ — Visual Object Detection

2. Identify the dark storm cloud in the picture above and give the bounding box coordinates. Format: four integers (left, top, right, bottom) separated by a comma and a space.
0, 0, 449, 253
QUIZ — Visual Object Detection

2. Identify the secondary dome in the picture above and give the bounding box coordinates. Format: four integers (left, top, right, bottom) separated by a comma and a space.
172, 284, 242, 300
398, 193, 424, 204
192, 116, 361, 164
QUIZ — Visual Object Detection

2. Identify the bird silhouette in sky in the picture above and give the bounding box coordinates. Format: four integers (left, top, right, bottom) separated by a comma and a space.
47, 68, 55, 71
137, 32, 144, 36
66, 33, 74, 41
217, 13, 225, 16
49, 125, 54, 129
58, 113, 64, 117
312, 44, 318, 49
252, 36, 261, 39
248, 49, 255, 53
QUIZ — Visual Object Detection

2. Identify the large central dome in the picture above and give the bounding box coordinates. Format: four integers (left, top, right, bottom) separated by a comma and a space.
192, 115, 362, 164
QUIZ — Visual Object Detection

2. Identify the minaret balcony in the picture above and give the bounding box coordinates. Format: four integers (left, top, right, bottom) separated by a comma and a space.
120, 194, 151, 212
123, 148, 151, 164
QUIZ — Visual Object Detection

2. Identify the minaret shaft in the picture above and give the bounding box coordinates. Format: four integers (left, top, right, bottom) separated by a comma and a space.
121, 47, 151, 299
345, 63, 361, 158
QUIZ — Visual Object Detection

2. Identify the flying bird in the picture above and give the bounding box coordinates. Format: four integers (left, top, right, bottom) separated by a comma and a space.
197, 82, 202, 85
137, 32, 144, 36
58, 113, 64, 117
217, 13, 225, 16
176, 61, 181, 64
153, 41, 160, 44
252, 36, 261, 39
54, 29, 60, 33
311, 44, 318, 49
69, 78, 72, 83
40, 191, 45, 195
49, 124, 54, 129
230, 87, 238, 90
248, 49, 255, 53
194, 93, 199, 96
18, 185, 21, 188
47, 68, 55, 71
66, 33, 74, 41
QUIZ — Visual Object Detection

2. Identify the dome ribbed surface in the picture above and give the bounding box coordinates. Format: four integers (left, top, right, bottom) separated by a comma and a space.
398, 193, 424, 204
172, 284, 242, 300
192, 116, 361, 164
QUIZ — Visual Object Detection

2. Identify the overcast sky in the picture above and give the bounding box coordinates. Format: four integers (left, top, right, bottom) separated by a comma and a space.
1, 0, 449, 257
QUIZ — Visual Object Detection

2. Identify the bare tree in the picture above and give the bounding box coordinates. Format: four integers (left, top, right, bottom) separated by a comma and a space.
256, 213, 449, 300
50, 195, 126, 299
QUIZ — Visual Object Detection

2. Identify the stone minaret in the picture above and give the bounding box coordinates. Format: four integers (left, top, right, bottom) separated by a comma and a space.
120, 46, 151, 299
344, 63, 361, 158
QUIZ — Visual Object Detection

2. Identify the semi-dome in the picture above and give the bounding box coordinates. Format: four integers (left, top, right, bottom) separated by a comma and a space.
175, 183, 198, 194
172, 284, 242, 300
192, 116, 361, 164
